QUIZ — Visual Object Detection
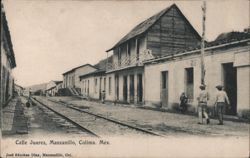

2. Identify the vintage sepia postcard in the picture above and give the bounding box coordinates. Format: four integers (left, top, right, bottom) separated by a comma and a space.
1, 0, 249, 157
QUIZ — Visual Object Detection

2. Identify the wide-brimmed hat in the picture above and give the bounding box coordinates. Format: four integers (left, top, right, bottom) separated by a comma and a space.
199, 84, 206, 89
216, 85, 223, 89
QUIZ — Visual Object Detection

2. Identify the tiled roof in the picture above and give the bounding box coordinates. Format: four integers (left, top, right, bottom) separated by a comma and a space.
79, 69, 105, 79
162, 31, 250, 57
207, 31, 250, 46
146, 31, 250, 62
94, 55, 113, 70
62, 64, 96, 75
54, 81, 63, 85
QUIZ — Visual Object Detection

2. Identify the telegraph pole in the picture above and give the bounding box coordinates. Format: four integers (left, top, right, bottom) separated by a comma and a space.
201, 1, 206, 85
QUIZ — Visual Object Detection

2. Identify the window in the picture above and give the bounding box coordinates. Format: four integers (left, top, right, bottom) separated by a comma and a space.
108, 77, 112, 95
162, 71, 167, 89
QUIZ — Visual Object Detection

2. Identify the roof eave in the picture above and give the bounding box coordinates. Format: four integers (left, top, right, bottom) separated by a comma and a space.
2, 9, 16, 68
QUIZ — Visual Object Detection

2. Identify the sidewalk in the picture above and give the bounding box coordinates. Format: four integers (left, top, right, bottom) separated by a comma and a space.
49, 96, 249, 137
2, 96, 88, 138
2, 97, 28, 136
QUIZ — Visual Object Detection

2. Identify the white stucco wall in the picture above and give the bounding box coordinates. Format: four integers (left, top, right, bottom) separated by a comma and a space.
234, 50, 250, 114
80, 74, 107, 100
144, 44, 250, 114
237, 67, 250, 112
74, 65, 97, 88
105, 73, 116, 101
1, 43, 14, 104
63, 65, 97, 89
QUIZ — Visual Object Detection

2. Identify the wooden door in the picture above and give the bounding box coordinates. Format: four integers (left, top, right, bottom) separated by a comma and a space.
161, 71, 168, 107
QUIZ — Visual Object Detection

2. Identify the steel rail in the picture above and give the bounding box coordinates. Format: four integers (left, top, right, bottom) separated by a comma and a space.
46, 98, 164, 137
31, 97, 100, 138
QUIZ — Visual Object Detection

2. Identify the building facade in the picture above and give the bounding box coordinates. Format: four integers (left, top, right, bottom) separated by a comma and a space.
45, 81, 63, 96
143, 33, 250, 117
1, 5, 16, 106
62, 64, 97, 89
14, 84, 24, 96
105, 4, 201, 104
80, 70, 106, 100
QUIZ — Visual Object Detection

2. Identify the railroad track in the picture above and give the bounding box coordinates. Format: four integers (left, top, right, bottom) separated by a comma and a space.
30, 97, 99, 137
32, 96, 163, 137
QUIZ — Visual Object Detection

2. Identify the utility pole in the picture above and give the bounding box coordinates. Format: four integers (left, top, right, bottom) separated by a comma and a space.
201, 1, 206, 85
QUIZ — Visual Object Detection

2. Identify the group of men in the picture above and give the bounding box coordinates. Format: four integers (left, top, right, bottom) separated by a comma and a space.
180, 84, 230, 125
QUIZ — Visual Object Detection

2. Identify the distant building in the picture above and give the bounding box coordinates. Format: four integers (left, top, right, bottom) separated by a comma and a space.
79, 69, 106, 100
1, 4, 16, 106
143, 31, 250, 117
62, 64, 97, 96
105, 4, 201, 104
78, 56, 112, 100
14, 84, 24, 96
45, 80, 63, 96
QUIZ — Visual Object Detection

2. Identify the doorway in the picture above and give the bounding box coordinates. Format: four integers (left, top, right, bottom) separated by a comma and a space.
137, 74, 143, 102
87, 80, 89, 96
115, 75, 119, 100
123, 76, 128, 102
161, 71, 168, 107
104, 78, 106, 100
185, 67, 194, 101
129, 75, 134, 103
99, 77, 102, 100
222, 63, 237, 115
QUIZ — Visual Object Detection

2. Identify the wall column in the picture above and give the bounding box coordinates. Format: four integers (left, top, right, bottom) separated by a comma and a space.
236, 66, 250, 117
127, 75, 130, 103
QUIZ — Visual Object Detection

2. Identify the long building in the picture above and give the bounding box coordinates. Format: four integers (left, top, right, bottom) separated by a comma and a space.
143, 31, 250, 118
62, 64, 97, 96
79, 69, 106, 100
1, 4, 16, 107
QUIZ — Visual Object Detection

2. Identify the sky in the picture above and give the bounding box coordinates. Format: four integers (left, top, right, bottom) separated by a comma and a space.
3, 0, 249, 87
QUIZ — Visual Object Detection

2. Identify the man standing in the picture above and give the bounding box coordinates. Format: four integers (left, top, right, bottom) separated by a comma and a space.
197, 84, 210, 124
215, 85, 230, 125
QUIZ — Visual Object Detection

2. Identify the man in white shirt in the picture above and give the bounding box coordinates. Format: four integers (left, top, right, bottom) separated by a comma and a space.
197, 84, 210, 124
215, 85, 230, 125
